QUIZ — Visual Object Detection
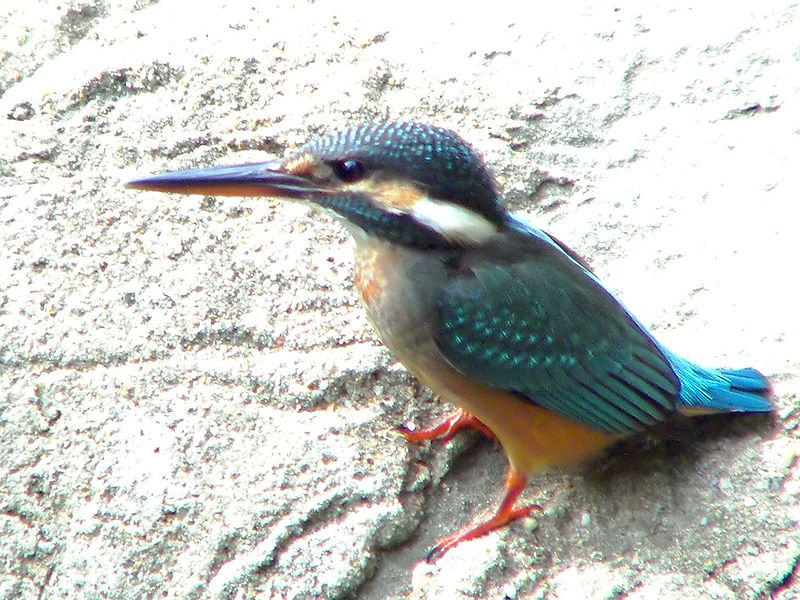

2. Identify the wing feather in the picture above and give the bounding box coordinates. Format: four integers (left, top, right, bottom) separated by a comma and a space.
434, 230, 680, 435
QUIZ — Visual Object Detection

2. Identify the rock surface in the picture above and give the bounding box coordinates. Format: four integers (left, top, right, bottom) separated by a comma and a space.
1, 1, 798, 598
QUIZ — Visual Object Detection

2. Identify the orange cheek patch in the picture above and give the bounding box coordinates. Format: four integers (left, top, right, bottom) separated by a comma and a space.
284, 153, 319, 178
354, 179, 426, 212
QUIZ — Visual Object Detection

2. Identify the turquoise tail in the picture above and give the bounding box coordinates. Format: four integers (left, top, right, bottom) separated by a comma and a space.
666, 352, 773, 414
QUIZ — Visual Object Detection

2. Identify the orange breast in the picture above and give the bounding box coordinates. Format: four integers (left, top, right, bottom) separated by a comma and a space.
353, 257, 384, 308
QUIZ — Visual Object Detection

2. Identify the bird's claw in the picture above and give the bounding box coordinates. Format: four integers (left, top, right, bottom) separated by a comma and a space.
397, 408, 496, 444
425, 502, 543, 563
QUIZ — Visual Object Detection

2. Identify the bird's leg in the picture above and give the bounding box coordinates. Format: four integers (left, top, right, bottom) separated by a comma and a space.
397, 407, 496, 443
426, 468, 541, 563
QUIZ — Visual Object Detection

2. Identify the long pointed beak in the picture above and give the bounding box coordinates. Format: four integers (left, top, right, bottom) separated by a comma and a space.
126, 161, 328, 199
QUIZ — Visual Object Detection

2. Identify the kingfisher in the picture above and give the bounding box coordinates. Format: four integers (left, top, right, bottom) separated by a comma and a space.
127, 121, 772, 562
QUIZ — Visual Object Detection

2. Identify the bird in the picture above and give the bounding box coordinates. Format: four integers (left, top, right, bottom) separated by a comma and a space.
127, 121, 772, 562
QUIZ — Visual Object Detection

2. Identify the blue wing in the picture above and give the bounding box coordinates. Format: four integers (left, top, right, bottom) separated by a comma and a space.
434, 222, 681, 435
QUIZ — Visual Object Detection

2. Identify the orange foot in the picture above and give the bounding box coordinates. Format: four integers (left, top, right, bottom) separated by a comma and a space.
396, 408, 497, 444
426, 468, 542, 563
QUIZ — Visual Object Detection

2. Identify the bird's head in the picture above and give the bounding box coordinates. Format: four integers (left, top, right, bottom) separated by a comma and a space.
127, 122, 509, 249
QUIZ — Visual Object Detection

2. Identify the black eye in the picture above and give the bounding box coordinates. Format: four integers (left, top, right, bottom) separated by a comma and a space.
333, 158, 367, 183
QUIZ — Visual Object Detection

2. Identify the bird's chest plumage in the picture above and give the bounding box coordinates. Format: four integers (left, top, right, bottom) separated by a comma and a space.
351, 238, 619, 474
353, 240, 445, 363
